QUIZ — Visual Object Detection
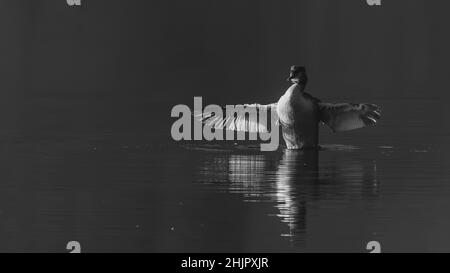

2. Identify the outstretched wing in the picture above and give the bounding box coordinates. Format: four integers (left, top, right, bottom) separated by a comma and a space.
319, 102, 381, 132
194, 103, 278, 133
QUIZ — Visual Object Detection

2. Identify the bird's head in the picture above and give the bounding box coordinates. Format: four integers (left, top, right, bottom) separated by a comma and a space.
287, 65, 308, 86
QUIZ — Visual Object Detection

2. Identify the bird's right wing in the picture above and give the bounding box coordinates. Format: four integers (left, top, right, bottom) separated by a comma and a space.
318, 102, 381, 132
194, 103, 279, 133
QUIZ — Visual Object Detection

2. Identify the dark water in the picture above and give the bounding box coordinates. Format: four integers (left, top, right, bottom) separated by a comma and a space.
0, 99, 450, 252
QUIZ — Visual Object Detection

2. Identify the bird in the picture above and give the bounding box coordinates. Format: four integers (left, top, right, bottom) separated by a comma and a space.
195, 65, 381, 150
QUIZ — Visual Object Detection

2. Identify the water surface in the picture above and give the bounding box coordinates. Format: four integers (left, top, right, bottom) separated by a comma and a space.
0, 99, 449, 252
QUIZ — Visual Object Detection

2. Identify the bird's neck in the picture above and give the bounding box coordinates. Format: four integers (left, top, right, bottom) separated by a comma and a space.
291, 82, 306, 92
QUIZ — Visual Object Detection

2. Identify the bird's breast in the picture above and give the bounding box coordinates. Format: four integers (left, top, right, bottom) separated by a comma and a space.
277, 92, 316, 125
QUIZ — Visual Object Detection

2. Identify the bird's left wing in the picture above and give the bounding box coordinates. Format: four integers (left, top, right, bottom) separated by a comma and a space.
319, 102, 381, 132
194, 103, 278, 133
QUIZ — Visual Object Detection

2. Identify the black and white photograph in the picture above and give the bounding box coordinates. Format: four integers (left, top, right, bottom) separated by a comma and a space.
0, 0, 449, 259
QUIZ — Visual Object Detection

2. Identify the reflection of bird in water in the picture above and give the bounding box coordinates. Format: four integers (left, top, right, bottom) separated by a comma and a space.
195, 147, 380, 245
228, 154, 267, 199
274, 150, 318, 240
196, 66, 381, 149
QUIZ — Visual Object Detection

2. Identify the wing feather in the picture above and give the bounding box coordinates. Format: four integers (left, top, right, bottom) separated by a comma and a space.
319, 102, 381, 132
194, 103, 279, 133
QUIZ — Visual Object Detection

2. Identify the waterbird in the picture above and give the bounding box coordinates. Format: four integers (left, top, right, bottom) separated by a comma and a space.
195, 66, 381, 149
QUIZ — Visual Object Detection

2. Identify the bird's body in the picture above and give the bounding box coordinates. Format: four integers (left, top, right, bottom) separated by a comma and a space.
277, 83, 320, 149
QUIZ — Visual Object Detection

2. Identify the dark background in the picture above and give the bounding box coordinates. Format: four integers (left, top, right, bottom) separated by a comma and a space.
0, 0, 447, 138
1, 0, 450, 253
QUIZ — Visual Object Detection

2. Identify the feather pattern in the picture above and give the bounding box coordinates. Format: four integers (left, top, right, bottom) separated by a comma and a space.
194, 103, 278, 133
318, 102, 381, 132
